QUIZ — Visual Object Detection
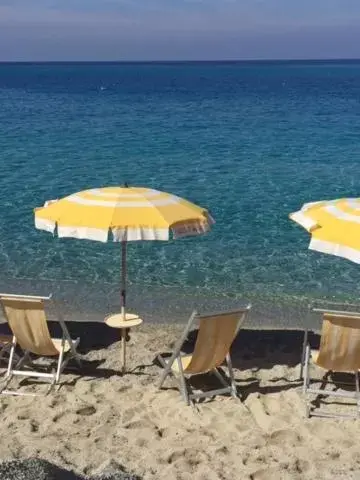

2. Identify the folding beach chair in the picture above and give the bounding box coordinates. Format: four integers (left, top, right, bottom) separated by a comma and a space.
158, 305, 251, 405
300, 301, 360, 378
0, 293, 81, 395
302, 307, 360, 418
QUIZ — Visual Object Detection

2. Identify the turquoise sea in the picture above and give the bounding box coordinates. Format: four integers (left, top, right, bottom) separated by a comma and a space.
1, 61, 360, 327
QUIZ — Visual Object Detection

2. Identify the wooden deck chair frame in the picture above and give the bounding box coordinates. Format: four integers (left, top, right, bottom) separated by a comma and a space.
302, 305, 360, 419
158, 305, 251, 405
0, 293, 81, 396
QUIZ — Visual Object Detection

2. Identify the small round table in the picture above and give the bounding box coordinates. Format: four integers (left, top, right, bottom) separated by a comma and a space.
104, 313, 143, 373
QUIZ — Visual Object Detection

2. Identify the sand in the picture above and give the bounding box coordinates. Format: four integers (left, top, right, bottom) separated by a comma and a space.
0, 324, 360, 480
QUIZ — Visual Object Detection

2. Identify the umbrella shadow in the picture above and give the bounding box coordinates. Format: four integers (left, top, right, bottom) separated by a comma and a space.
53, 321, 123, 353
74, 358, 153, 381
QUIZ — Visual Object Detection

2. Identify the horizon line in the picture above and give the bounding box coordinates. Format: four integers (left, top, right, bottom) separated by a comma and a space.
1, 58, 360, 65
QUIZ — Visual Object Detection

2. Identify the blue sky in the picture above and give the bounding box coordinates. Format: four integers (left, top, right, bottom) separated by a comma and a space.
1, 0, 360, 60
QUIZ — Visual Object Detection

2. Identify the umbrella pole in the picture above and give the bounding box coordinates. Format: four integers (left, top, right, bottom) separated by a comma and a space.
121, 238, 127, 372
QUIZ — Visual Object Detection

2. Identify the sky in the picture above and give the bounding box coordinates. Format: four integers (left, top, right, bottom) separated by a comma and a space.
1, 0, 360, 61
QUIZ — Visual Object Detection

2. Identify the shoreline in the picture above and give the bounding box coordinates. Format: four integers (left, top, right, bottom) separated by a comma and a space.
0, 276, 350, 331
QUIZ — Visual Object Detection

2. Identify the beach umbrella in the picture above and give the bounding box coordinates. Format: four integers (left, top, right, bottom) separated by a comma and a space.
289, 198, 360, 264
289, 197, 360, 380
34, 185, 213, 370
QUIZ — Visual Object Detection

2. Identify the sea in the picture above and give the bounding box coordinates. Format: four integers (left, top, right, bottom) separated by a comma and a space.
1, 60, 360, 328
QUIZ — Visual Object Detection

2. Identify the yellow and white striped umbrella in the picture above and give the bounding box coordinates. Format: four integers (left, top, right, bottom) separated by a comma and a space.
35, 185, 213, 325
35, 186, 213, 242
290, 197, 360, 264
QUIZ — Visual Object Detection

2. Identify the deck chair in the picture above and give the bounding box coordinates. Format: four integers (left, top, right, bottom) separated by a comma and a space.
0, 293, 81, 396
158, 305, 251, 405
303, 308, 360, 418
300, 301, 360, 379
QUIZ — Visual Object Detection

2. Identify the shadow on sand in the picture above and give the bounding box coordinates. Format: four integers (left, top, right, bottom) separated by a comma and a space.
183, 328, 320, 371
0, 319, 320, 363
0, 320, 123, 353
153, 328, 322, 402
0, 320, 324, 400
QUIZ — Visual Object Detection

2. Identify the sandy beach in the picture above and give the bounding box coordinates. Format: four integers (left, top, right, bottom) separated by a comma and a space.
0, 322, 359, 479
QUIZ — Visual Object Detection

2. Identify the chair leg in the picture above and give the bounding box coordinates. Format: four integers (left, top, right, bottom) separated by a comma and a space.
176, 357, 190, 405
158, 354, 175, 389
1, 350, 30, 394
303, 344, 311, 417
300, 329, 308, 380
213, 368, 228, 388
303, 344, 310, 394
68, 338, 81, 368
6, 338, 17, 379
74, 353, 82, 368
55, 346, 65, 383
355, 371, 360, 418
158, 354, 190, 405
226, 353, 238, 398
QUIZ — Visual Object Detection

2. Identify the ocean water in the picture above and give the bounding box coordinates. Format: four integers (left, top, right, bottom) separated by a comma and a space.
1, 61, 360, 327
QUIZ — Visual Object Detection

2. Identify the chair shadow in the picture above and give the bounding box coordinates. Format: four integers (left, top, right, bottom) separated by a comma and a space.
239, 378, 303, 401
0, 322, 320, 363
0, 323, 321, 399
155, 328, 318, 400
308, 371, 360, 413
0, 321, 126, 354
154, 354, 303, 402
184, 328, 320, 371
187, 371, 303, 403
1, 357, 152, 393
56, 321, 125, 353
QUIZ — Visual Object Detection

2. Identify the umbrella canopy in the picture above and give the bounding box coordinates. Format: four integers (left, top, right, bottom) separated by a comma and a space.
290, 197, 360, 264
35, 186, 212, 241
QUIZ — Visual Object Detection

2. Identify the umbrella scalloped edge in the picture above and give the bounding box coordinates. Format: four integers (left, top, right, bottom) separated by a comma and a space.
35, 218, 213, 242
309, 238, 360, 265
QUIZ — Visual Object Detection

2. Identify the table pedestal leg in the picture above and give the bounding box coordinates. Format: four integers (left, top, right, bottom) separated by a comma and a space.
121, 328, 126, 373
